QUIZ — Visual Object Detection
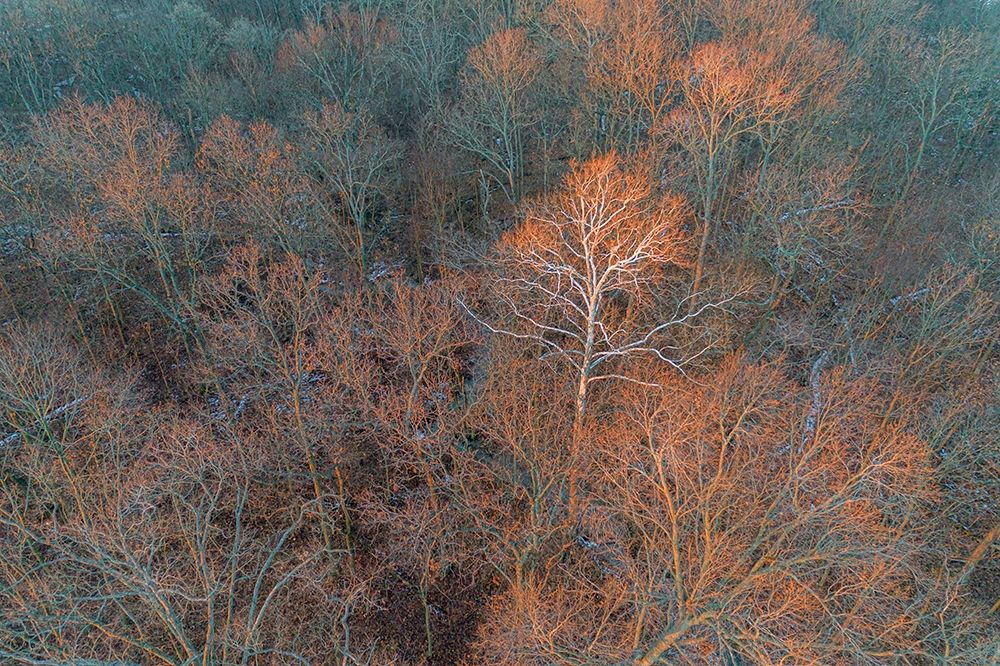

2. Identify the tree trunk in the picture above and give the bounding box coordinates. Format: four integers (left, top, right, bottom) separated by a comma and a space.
690, 214, 711, 306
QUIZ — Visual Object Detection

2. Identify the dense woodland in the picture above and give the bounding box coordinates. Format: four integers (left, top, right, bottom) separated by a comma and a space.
0, 0, 998, 664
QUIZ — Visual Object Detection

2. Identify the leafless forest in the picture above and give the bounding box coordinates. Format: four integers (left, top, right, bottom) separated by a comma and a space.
0, 1, 998, 664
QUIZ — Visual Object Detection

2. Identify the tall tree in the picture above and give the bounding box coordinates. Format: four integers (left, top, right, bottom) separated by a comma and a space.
447, 27, 543, 204
471, 152, 733, 517
301, 102, 401, 278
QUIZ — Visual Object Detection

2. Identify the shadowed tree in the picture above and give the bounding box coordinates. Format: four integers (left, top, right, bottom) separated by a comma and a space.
197, 115, 315, 255
32, 96, 212, 352
301, 102, 401, 279
276, 2, 398, 113
447, 27, 543, 204
197, 244, 346, 563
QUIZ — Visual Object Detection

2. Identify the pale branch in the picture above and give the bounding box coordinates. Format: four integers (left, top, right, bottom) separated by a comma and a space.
889, 287, 932, 308
502, 299, 585, 345
777, 198, 855, 223
0, 395, 90, 449
496, 274, 590, 321
800, 350, 829, 453
615, 292, 743, 356
458, 297, 584, 369
588, 373, 667, 388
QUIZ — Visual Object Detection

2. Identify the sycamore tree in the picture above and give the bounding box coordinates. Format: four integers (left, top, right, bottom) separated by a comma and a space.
468, 151, 737, 518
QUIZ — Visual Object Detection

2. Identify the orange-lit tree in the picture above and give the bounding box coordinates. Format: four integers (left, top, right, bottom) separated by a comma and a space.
473, 152, 736, 517
557, 0, 677, 154
471, 358, 948, 665
663, 0, 845, 301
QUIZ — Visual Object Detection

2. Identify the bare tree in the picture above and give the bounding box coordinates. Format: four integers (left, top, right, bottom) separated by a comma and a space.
471, 357, 959, 665
393, 0, 465, 117
32, 96, 212, 352
446, 27, 543, 204
276, 2, 397, 112
332, 272, 481, 660
542, 0, 678, 156
883, 28, 994, 235
456, 347, 574, 590
469, 152, 735, 517
301, 102, 401, 279
197, 244, 348, 565
665, 42, 796, 302
197, 115, 315, 255
661, 0, 846, 302
1, 410, 353, 665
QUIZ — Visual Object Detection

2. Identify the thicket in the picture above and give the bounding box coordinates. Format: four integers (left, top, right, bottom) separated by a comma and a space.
0, 1, 997, 664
